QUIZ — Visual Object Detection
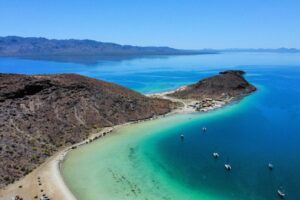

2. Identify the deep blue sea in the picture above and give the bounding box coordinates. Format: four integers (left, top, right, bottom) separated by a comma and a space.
1, 52, 300, 199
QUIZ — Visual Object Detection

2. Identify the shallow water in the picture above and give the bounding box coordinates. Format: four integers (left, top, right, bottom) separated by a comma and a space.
1, 53, 300, 199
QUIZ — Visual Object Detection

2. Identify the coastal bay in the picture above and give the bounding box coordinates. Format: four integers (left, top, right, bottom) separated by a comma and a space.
61, 64, 300, 199
1, 53, 300, 199
0, 69, 254, 198
59, 62, 300, 199
61, 98, 255, 200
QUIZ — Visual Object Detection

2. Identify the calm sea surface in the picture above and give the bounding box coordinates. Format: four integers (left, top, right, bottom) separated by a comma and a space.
1, 53, 300, 199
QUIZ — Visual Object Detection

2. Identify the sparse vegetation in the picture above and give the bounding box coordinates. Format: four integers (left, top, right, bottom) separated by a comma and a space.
0, 73, 175, 188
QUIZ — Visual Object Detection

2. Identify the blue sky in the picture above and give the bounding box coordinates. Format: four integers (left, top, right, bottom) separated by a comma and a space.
0, 0, 299, 49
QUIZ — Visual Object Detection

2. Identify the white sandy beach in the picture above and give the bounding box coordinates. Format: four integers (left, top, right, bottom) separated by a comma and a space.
0, 127, 115, 200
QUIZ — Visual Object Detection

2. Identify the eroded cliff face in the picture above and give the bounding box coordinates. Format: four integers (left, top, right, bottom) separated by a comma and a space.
0, 73, 175, 187
168, 70, 256, 101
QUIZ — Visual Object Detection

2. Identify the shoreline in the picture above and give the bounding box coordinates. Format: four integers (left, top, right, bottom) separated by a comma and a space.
0, 88, 231, 200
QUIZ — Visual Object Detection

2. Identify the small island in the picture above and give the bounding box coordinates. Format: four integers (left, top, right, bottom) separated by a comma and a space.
161, 70, 256, 112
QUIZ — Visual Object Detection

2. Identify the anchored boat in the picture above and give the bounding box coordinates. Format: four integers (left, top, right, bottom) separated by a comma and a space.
224, 164, 232, 171
180, 134, 185, 140
268, 163, 274, 170
277, 189, 285, 199
213, 152, 220, 158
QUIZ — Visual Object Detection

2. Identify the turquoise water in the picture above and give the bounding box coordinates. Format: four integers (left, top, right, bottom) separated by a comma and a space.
1, 53, 300, 199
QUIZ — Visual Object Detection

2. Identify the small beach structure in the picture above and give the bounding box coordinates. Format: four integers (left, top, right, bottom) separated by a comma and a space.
213, 152, 220, 158
277, 189, 285, 199
268, 163, 274, 170
224, 164, 232, 171
40, 194, 50, 200
11, 196, 24, 200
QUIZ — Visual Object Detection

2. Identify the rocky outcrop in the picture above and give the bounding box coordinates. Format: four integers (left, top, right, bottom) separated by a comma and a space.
168, 70, 256, 111
0, 73, 176, 188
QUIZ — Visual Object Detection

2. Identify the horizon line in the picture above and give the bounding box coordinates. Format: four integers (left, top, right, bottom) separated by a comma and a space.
1, 35, 300, 50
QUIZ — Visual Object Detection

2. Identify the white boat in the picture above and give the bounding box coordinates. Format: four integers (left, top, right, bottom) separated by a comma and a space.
268, 163, 274, 170
224, 164, 232, 171
277, 189, 285, 198
202, 127, 207, 132
213, 152, 219, 158
180, 134, 184, 140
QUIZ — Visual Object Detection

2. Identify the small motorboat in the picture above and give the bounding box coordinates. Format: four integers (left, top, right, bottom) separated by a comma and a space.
224, 164, 232, 171
202, 127, 207, 132
268, 163, 274, 170
213, 152, 220, 158
277, 189, 285, 199
180, 134, 185, 140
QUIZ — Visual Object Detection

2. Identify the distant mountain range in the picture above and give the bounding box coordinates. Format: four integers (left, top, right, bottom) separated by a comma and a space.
0, 36, 216, 63
0, 36, 299, 64
220, 48, 300, 53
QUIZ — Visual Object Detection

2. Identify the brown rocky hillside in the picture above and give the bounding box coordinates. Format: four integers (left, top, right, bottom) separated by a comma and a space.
0, 73, 176, 188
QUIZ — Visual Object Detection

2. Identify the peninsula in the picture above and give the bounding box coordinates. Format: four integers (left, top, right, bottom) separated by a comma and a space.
0, 70, 256, 199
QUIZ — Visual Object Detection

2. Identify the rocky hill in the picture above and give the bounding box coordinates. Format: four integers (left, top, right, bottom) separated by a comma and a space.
0, 73, 176, 188
168, 70, 256, 111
